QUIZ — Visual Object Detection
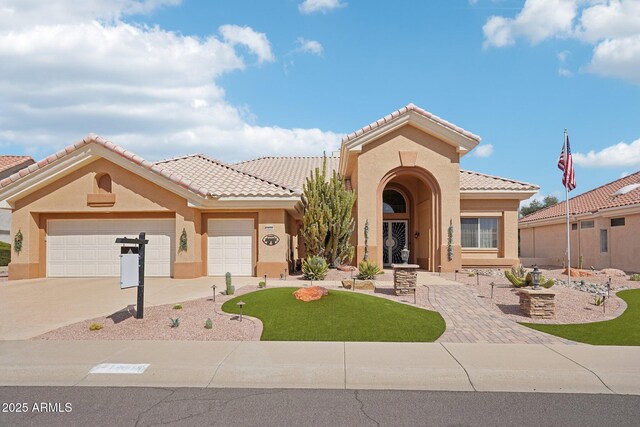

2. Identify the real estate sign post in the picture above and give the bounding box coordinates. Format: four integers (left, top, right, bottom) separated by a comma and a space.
116, 233, 149, 319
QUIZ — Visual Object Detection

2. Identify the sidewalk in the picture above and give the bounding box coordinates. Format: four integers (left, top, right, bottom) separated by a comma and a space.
1, 340, 638, 395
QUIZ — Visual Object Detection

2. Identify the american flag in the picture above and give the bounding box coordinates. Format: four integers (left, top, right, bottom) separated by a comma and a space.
558, 134, 576, 191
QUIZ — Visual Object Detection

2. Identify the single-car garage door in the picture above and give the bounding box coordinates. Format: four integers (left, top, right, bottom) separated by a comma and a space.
208, 219, 254, 276
47, 219, 175, 277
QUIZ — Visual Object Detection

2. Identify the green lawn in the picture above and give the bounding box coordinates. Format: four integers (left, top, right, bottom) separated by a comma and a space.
521, 289, 640, 346
0, 242, 10, 267
222, 287, 446, 342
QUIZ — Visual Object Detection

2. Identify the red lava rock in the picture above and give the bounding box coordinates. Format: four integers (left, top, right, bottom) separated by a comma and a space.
562, 268, 594, 277
293, 286, 329, 302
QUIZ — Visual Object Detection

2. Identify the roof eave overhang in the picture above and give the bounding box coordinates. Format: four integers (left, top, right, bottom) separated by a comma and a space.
0, 144, 207, 208
519, 202, 640, 228
187, 196, 303, 211
461, 189, 538, 201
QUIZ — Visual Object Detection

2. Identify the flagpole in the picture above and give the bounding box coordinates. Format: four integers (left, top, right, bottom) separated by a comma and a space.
564, 128, 571, 285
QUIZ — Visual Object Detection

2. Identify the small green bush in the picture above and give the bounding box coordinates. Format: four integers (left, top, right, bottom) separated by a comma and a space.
302, 256, 329, 280
258, 281, 266, 288
169, 318, 180, 328
357, 260, 382, 280
204, 318, 213, 329
630, 273, 640, 281
172, 304, 183, 310
468, 272, 476, 277
89, 323, 103, 331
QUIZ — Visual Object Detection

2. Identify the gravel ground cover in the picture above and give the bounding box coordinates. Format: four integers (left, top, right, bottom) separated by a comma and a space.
441, 267, 637, 324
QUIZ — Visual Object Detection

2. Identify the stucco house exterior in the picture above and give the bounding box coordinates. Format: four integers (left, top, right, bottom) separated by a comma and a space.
519, 172, 640, 273
0, 104, 537, 280
0, 156, 35, 244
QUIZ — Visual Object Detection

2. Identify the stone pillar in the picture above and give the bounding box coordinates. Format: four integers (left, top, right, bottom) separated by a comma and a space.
517, 288, 557, 319
392, 264, 419, 295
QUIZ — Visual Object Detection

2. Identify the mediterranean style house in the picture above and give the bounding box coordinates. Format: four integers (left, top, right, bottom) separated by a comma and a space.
519, 171, 640, 272
0, 156, 34, 244
0, 104, 537, 280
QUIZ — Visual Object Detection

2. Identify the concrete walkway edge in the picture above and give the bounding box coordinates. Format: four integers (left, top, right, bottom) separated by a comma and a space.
1, 340, 639, 395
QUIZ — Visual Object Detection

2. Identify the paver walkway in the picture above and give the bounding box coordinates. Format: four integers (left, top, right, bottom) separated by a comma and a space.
427, 283, 574, 344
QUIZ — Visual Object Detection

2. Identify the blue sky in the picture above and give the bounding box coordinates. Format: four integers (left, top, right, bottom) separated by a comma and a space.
1, 0, 639, 205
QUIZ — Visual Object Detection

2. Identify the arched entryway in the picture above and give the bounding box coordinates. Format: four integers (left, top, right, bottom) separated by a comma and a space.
377, 167, 441, 270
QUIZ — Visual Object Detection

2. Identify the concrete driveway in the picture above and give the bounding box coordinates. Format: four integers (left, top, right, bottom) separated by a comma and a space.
0, 276, 263, 340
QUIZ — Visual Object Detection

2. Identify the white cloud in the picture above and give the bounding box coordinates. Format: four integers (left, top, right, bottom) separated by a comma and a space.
573, 138, 640, 168
0, 2, 342, 162
473, 144, 494, 158
219, 25, 275, 64
557, 50, 572, 76
620, 171, 630, 178
295, 37, 324, 55
298, 0, 346, 14
482, 0, 640, 85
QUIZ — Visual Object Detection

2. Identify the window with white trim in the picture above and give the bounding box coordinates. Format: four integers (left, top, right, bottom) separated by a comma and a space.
600, 229, 608, 253
461, 218, 498, 249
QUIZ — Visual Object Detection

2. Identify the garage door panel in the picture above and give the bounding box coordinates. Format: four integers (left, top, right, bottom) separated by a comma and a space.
47, 219, 175, 278
208, 219, 253, 276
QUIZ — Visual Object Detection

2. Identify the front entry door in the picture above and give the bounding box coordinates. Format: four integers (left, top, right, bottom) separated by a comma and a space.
382, 220, 408, 266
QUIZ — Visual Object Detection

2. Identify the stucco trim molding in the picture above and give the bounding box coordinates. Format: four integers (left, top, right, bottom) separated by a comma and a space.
399, 151, 418, 167
461, 190, 537, 201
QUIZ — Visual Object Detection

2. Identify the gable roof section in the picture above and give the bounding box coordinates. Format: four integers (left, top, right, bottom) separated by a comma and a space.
233, 156, 340, 193
156, 155, 297, 197
460, 170, 538, 192
520, 171, 640, 224
0, 156, 34, 178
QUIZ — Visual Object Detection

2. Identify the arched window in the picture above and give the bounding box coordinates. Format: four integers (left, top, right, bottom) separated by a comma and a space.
383, 189, 406, 213
96, 173, 112, 194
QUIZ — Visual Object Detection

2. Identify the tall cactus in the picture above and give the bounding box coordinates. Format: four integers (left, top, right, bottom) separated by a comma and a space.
301, 156, 356, 266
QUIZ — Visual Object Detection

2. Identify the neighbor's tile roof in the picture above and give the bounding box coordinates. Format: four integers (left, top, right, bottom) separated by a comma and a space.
156, 155, 297, 197
0, 155, 34, 176
233, 156, 340, 193
342, 103, 481, 144
460, 170, 538, 192
520, 171, 640, 223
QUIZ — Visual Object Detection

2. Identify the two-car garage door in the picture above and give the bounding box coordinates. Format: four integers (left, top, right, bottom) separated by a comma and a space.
47, 219, 174, 277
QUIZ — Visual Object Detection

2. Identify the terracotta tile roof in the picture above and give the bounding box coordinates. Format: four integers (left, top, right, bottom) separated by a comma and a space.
520, 171, 640, 224
156, 155, 297, 197
460, 170, 538, 191
0, 134, 211, 198
233, 156, 341, 193
0, 156, 34, 176
341, 103, 481, 144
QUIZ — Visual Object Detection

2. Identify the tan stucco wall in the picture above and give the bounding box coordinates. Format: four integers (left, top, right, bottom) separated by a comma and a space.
460, 199, 519, 268
351, 125, 461, 271
519, 213, 640, 272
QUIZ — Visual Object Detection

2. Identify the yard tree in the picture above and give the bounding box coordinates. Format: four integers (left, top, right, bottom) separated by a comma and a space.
301, 157, 356, 266
520, 195, 559, 217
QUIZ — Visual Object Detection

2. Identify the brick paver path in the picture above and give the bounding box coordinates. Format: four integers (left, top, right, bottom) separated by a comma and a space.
428, 284, 575, 344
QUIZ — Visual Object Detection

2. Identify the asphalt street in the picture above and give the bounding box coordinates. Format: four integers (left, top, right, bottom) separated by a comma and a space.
1, 387, 639, 427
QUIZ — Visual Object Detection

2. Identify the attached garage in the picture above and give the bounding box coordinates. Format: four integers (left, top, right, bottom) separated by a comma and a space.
47, 219, 175, 277
208, 219, 254, 276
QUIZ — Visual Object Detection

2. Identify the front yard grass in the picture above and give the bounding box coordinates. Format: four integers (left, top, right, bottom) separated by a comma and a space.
521, 289, 640, 346
222, 287, 445, 342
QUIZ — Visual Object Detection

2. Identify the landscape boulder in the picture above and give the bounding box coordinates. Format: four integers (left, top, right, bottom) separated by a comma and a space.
293, 286, 329, 302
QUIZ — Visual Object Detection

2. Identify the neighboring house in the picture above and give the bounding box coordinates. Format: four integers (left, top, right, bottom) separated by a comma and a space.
0, 104, 537, 280
519, 172, 640, 272
0, 156, 35, 244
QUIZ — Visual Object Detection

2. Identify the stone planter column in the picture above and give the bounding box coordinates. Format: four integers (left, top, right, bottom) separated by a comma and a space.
517, 288, 557, 319
392, 264, 419, 296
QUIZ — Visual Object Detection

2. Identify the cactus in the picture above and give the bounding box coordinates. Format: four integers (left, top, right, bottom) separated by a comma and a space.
204, 318, 213, 329
447, 219, 454, 262
169, 318, 180, 328
363, 219, 369, 261
225, 272, 234, 295
505, 270, 527, 288
579, 255, 584, 270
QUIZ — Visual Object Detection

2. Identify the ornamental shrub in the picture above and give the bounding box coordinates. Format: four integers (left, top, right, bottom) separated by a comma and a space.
357, 260, 382, 280
630, 274, 640, 281
302, 256, 329, 280
89, 323, 103, 331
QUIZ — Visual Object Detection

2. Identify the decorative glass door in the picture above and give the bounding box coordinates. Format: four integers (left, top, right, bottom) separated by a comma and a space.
382, 220, 408, 266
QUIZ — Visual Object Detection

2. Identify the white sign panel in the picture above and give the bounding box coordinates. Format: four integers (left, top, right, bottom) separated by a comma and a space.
120, 252, 139, 289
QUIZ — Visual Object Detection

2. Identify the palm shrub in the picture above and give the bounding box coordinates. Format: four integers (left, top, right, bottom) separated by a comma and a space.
302, 256, 329, 280
301, 156, 356, 266
357, 260, 382, 280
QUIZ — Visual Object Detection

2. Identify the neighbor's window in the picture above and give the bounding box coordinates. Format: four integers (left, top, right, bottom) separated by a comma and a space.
461, 218, 498, 249
571, 223, 578, 231
383, 189, 406, 213
600, 229, 608, 253
611, 217, 625, 227
581, 220, 595, 229
97, 173, 112, 194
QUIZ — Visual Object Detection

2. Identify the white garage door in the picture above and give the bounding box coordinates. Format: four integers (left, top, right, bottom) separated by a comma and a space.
208, 219, 254, 276
47, 219, 175, 277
